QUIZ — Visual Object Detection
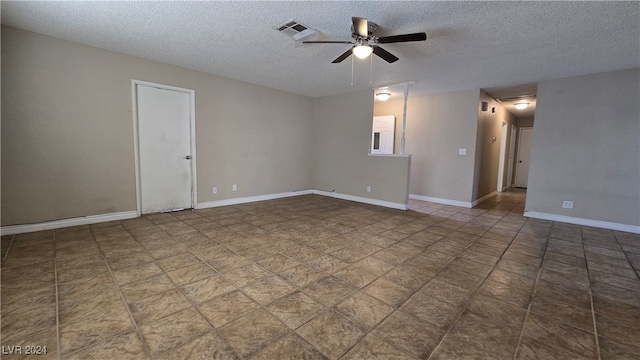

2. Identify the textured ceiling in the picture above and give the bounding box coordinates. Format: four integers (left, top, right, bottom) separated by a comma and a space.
3, 1, 639, 105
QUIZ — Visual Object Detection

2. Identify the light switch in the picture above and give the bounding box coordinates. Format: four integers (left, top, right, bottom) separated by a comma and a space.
459, 148, 467, 155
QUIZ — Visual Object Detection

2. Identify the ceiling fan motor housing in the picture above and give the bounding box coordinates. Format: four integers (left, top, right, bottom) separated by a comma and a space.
351, 21, 378, 40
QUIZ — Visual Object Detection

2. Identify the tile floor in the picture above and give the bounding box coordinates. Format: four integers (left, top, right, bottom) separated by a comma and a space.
1, 191, 639, 359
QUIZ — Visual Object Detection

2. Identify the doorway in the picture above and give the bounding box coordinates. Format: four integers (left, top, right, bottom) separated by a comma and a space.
132, 80, 197, 215
371, 115, 396, 154
515, 127, 533, 188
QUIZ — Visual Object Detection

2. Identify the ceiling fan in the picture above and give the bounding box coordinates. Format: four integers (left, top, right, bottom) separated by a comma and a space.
303, 17, 427, 64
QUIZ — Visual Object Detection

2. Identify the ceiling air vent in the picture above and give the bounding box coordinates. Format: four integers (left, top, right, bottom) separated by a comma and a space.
274, 19, 318, 46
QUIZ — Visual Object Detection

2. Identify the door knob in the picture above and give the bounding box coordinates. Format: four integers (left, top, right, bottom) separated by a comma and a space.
519, 160, 523, 163
184, 155, 191, 160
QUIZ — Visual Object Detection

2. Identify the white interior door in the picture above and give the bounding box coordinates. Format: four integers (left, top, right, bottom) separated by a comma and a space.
371, 115, 395, 154
136, 84, 193, 213
515, 127, 533, 188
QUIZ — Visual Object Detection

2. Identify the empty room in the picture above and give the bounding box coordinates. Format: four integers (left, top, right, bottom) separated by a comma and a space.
1, 1, 639, 359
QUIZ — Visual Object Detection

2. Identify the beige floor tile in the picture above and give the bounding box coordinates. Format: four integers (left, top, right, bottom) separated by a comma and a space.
362, 278, 414, 308
267, 291, 325, 329
373, 310, 444, 359
181, 274, 236, 304
306, 255, 350, 274
0, 327, 58, 360
154, 332, 240, 360
197, 290, 260, 327
522, 313, 597, 359
128, 288, 192, 324
297, 310, 366, 359
241, 274, 297, 305
138, 307, 210, 356
383, 265, 435, 291
1, 286, 56, 318
251, 333, 326, 360
58, 290, 124, 325
65, 331, 149, 360
112, 261, 164, 286
335, 292, 394, 329
332, 266, 378, 289
218, 308, 289, 358
1, 304, 57, 344
430, 333, 498, 360
279, 264, 324, 287
400, 292, 462, 330
341, 333, 414, 360
516, 336, 589, 360
59, 309, 133, 354
302, 277, 355, 306
165, 262, 218, 286
119, 273, 176, 303
223, 263, 271, 287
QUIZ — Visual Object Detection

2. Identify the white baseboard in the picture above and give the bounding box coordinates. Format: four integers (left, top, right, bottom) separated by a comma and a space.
524, 211, 640, 234
2, 189, 410, 235
471, 191, 497, 207
197, 190, 313, 209
0, 211, 138, 236
409, 194, 472, 208
313, 190, 409, 210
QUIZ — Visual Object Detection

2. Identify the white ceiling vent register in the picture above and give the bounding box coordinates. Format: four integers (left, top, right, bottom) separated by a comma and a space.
273, 19, 318, 47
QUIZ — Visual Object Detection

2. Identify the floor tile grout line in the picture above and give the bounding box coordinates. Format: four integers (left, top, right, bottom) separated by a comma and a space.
415, 194, 528, 355
121, 219, 244, 358
581, 225, 602, 360
612, 231, 640, 281
425, 210, 525, 360
2, 234, 16, 263
88, 223, 154, 360
511, 224, 551, 360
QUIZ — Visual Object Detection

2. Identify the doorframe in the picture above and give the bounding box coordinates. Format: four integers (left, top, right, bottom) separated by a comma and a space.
131, 79, 198, 216
497, 121, 508, 192
507, 125, 517, 187
514, 126, 533, 188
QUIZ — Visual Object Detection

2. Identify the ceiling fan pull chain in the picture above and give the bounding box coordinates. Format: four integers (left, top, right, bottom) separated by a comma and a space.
351, 54, 354, 86
369, 53, 373, 84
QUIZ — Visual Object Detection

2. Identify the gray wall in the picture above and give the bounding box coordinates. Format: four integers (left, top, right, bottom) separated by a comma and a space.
517, 116, 535, 128
374, 90, 481, 203
526, 68, 640, 226
312, 91, 411, 205
1, 26, 314, 225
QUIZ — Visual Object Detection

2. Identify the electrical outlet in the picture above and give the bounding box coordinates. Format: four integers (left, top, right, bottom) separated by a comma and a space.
212, 187, 217, 194
366, 186, 371, 193
232, 184, 237, 192
562, 200, 573, 209
459, 148, 467, 155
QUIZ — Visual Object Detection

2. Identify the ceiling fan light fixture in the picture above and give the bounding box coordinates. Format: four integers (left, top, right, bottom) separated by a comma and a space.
353, 44, 373, 59
514, 102, 529, 110
376, 92, 391, 101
